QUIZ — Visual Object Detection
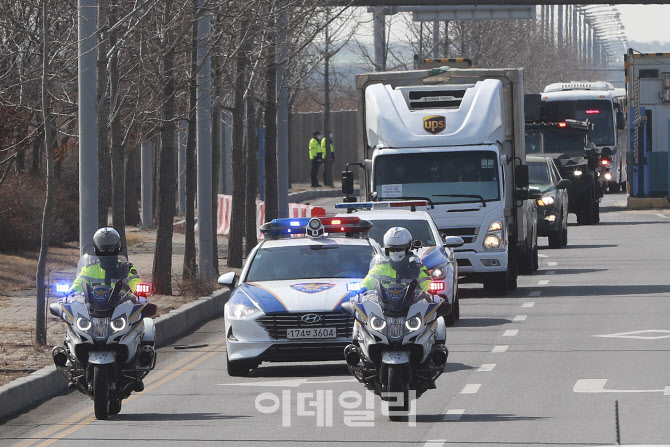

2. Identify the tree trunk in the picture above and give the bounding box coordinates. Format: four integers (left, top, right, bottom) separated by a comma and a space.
227, 20, 250, 268
152, 0, 177, 296
322, 37, 333, 187
30, 128, 43, 175
245, 94, 258, 256
263, 8, 278, 222
211, 55, 221, 276
97, 0, 110, 228
36, 0, 54, 346
183, 0, 198, 280
109, 0, 126, 257
125, 145, 141, 226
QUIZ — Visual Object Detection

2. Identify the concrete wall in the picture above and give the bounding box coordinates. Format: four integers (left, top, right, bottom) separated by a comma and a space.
289, 110, 358, 184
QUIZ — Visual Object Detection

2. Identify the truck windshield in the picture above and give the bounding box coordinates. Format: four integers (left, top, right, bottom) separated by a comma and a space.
367, 219, 436, 247
542, 99, 613, 146
374, 150, 500, 204
539, 128, 588, 155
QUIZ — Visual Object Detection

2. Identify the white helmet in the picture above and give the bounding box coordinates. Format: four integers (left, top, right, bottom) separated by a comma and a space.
383, 227, 412, 262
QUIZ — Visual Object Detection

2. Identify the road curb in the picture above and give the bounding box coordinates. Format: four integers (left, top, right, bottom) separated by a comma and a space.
627, 196, 670, 209
288, 188, 359, 203
0, 289, 230, 421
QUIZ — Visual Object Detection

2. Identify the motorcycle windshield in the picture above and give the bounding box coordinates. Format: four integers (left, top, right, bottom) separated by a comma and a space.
361, 280, 427, 315
82, 280, 130, 313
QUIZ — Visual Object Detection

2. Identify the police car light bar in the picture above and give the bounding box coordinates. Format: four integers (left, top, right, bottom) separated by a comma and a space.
260, 217, 372, 237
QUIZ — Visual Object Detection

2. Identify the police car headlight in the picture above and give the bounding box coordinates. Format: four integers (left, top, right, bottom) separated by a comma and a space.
76, 316, 92, 332
370, 314, 386, 331
405, 315, 422, 332
227, 302, 262, 320
110, 316, 127, 332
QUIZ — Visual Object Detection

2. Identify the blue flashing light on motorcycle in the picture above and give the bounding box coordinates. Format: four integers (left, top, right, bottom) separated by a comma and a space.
55, 283, 71, 295
347, 282, 362, 292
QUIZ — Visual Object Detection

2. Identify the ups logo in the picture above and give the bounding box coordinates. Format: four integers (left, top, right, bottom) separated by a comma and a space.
423, 116, 446, 134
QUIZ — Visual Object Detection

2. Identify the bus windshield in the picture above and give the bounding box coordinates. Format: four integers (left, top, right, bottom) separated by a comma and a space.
542, 99, 614, 146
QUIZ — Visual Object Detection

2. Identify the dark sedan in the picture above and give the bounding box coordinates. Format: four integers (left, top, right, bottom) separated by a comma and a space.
527, 156, 571, 248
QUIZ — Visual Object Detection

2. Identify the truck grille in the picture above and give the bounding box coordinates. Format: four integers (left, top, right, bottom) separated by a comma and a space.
440, 227, 478, 244
256, 312, 354, 340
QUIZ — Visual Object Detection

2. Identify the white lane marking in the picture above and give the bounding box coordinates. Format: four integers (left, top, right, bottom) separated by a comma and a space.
513, 315, 528, 322
656, 213, 668, 219
538, 280, 550, 285
522, 302, 535, 308
574, 379, 669, 394
461, 384, 481, 394
309, 379, 358, 384
546, 270, 556, 275
548, 261, 558, 267
423, 440, 446, 447
443, 409, 465, 421
492, 345, 509, 353
595, 330, 670, 340
503, 329, 519, 337
478, 363, 496, 372
529, 290, 542, 297
538, 253, 548, 258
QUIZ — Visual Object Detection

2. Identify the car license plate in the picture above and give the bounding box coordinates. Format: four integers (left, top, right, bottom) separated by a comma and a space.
286, 328, 337, 339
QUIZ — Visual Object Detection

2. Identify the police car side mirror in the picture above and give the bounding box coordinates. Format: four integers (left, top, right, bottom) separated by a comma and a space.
218, 271, 237, 288
444, 236, 464, 248
412, 240, 423, 250
341, 301, 354, 315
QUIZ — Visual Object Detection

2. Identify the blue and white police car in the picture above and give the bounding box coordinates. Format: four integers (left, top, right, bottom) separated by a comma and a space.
335, 200, 464, 326
218, 216, 381, 377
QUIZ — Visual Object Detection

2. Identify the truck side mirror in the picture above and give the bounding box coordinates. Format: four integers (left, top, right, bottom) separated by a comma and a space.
341, 171, 354, 195
557, 179, 571, 190
515, 165, 529, 188
616, 111, 626, 130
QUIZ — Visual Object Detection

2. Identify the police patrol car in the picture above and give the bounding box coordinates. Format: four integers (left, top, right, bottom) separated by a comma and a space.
335, 200, 464, 326
217, 216, 381, 377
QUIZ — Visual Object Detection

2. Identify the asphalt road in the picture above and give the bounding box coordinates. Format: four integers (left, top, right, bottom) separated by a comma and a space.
2, 192, 670, 446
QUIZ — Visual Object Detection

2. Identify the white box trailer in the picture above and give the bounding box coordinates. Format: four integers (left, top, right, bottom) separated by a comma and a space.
342, 67, 538, 295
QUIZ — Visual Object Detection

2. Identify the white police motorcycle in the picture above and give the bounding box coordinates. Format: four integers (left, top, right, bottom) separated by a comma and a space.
342, 278, 447, 421
49, 255, 157, 420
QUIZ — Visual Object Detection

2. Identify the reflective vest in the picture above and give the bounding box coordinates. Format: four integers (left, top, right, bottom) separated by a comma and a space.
309, 138, 322, 159
320, 137, 334, 157
361, 257, 431, 292
70, 260, 142, 293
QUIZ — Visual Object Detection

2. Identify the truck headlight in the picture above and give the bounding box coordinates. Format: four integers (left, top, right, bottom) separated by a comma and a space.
537, 196, 554, 206
488, 220, 503, 232
484, 235, 501, 250
227, 302, 262, 320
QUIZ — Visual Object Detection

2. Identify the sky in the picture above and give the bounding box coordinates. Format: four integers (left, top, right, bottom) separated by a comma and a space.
617, 5, 670, 44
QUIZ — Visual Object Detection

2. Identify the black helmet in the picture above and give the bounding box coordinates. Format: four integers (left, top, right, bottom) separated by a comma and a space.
93, 227, 121, 256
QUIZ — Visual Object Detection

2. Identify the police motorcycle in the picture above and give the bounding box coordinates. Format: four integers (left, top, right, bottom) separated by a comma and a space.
49, 254, 157, 420
341, 275, 448, 421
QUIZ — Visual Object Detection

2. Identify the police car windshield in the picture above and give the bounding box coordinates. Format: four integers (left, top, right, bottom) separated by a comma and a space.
367, 219, 436, 247
245, 244, 376, 282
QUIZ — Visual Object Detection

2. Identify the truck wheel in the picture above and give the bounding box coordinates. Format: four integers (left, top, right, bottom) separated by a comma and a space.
594, 202, 600, 224
483, 260, 517, 296
548, 229, 562, 248
579, 195, 595, 225
561, 227, 568, 247
532, 244, 539, 271
519, 246, 534, 274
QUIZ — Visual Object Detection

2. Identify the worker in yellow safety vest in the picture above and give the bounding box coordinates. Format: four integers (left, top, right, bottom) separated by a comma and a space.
320, 131, 335, 185
309, 130, 323, 187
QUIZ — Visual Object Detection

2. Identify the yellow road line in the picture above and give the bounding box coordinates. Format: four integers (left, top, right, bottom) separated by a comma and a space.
14, 339, 225, 447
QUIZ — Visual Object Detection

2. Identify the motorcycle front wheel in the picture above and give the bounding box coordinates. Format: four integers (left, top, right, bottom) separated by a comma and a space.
93, 365, 110, 420
387, 365, 408, 421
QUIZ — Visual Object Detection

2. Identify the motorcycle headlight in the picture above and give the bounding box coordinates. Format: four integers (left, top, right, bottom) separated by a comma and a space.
574, 170, 583, 177
227, 302, 262, 320
484, 234, 501, 250
76, 316, 92, 332
370, 314, 386, 331
110, 316, 127, 332
431, 267, 445, 279
405, 315, 422, 332
537, 196, 555, 206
